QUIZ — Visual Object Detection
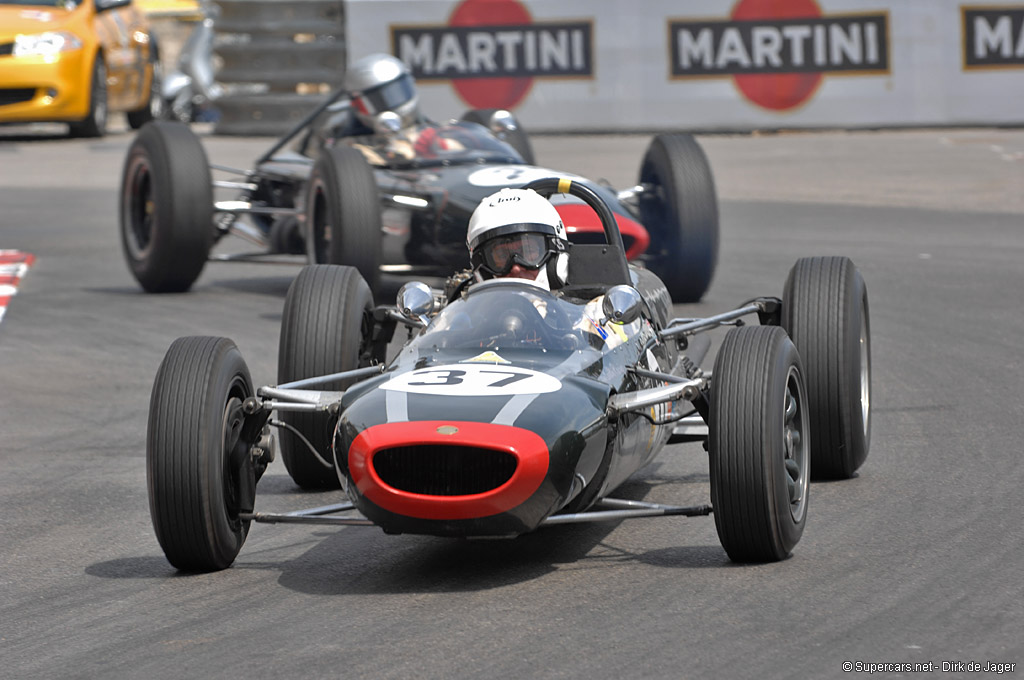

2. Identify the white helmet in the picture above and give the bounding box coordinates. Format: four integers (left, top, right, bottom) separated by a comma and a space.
467, 188, 569, 289
344, 53, 419, 128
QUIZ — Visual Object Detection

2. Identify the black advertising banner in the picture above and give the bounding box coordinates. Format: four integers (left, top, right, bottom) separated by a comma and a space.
963, 7, 1024, 68
393, 22, 594, 79
669, 14, 890, 76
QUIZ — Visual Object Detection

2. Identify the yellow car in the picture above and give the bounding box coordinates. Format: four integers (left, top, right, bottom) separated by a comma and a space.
0, 0, 161, 136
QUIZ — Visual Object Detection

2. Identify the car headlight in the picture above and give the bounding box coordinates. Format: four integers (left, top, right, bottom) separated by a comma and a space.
13, 31, 83, 57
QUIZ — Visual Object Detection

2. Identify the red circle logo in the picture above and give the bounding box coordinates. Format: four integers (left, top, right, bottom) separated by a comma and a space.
449, 0, 534, 110
731, 0, 824, 111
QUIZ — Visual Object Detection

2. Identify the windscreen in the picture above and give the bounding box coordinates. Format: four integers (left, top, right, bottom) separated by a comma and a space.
353, 121, 523, 168
398, 281, 644, 359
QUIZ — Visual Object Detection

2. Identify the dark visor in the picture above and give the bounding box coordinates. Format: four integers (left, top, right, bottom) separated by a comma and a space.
360, 74, 415, 114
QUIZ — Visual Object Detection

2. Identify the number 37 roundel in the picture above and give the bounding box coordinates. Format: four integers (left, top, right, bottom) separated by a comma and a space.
379, 364, 562, 396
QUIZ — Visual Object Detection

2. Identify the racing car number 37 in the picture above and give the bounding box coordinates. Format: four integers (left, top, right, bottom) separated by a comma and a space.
380, 364, 562, 396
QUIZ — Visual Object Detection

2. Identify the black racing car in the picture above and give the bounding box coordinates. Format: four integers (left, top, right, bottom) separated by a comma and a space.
119, 90, 718, 302
144, 178, 871, 572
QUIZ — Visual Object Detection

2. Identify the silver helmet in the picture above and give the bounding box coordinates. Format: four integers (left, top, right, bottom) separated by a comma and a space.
344, 53, 420, 129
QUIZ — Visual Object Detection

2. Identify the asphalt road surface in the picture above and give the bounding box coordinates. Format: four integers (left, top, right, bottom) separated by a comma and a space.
1, 119, 1022, 680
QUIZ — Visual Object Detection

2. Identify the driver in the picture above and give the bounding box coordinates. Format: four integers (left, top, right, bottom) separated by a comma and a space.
308, 53, 431, 157
338, 53, 454, 159
466, 187, 570, 291
345, 53, 422, 133
465, 187, 640, 349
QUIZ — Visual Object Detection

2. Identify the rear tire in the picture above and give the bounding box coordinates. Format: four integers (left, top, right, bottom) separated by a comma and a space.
638, 133, 719, 302
710, 326, 809, 562
461, 108, 535, 164
147, 336, 254, 571
120, 121, 213, 292
69, 56, 107, 138
278, 265, 373, 489
306, 146, 382, 293
782, 256, 871, 479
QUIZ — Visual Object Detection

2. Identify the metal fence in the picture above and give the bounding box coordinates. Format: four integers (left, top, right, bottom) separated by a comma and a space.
212, 0, 346, 135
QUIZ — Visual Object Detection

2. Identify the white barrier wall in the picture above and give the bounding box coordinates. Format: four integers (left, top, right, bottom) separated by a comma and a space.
346, 0, 1024, 131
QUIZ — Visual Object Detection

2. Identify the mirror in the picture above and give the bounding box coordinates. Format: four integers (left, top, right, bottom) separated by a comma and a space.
374, 111, 402, 135
602, 285, 643, 325
397, 281, 434, 326
488, 109, 518, 134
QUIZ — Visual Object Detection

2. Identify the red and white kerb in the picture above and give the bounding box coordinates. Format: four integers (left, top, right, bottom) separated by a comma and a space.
0, 250, 36, 326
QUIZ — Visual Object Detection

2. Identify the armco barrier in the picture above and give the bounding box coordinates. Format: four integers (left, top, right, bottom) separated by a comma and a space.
212, 0, 345, 135
345, 0, 1024, 133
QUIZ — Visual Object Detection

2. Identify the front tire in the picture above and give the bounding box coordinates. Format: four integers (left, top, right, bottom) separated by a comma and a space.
69, 56, 107, 138
306, 146, 382, 293
638, 134, 719, 303
278, 265, 373, 489
147, 336, 254, 571
120, 121, 213, 292
783, 256, 871, 479
127, 59, 165, 129
710, 326, 809, 562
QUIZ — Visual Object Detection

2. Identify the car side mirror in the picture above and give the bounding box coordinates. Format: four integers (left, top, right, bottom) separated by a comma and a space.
602, 285, 644, 325
397, 281, 435, 326
488, 109, 518, 134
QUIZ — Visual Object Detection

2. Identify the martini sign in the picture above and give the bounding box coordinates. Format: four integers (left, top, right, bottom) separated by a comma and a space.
669, 0, 890, 111
391, 0, 593, 110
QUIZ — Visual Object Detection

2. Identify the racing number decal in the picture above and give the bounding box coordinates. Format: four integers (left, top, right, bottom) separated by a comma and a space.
407, 369, 466, 386
482, 371, 530, 387
408, 368, 530, 388
381, 364, 560, 396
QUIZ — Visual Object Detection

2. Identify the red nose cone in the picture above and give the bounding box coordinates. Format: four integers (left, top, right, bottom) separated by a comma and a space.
348, 421, 549, 520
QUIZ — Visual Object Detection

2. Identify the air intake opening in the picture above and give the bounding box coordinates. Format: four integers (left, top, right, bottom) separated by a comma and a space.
373, 445, 517, 496
0, 88, 35, 107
